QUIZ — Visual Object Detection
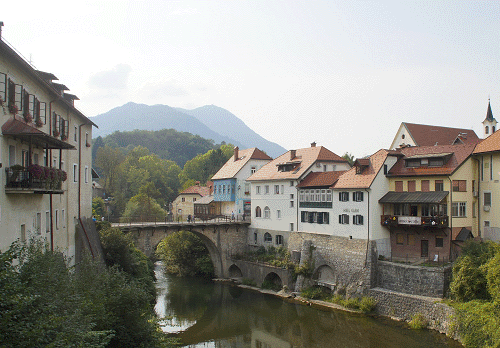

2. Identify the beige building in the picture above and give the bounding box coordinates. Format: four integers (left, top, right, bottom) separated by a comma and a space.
172, 182, 211, 221
0, 33, 96, 261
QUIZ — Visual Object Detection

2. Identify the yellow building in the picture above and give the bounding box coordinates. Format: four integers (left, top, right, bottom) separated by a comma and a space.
379, 143, 477, 262
0, 32, 96, 261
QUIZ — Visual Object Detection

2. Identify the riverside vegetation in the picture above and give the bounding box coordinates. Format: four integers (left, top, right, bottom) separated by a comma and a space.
0, 226, 178, 348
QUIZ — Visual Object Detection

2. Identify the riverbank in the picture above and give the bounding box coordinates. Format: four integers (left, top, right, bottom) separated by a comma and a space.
216, 279, 461, 345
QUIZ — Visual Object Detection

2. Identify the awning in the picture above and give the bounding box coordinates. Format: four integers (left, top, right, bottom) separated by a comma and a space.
2, 118, 75, 150
379, 191, 449, 204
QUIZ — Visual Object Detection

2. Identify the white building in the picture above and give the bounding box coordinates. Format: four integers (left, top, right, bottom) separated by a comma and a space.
247, 143, 350, 247
0, 32, 96, 261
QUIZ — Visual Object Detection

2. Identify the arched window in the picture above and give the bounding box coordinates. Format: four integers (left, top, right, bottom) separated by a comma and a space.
264, 232, 272, 242
264, 206, 270, 218
493, 126, 496, 133
255, 206, 262, 218
486, 126, 489, 135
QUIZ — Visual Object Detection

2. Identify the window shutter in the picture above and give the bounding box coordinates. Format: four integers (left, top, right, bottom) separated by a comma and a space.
317, 213, 323, 224
339, 215, 342, 224
324, 213, 329, 224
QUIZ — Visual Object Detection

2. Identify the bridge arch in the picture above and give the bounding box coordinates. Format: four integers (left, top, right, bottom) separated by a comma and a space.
263, 272, 282, 289
228, 264, 243, 278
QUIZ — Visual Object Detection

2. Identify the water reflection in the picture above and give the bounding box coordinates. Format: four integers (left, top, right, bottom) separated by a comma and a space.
155, 263, 462, 348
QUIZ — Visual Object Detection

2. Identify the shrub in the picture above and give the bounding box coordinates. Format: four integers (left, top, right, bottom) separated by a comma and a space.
300, 286, 325, 300
342, 297, 360, 309
261, 279, 281, 291
242, 278, 257, 286
408, 313, 428, 330
359, 296, 377, 313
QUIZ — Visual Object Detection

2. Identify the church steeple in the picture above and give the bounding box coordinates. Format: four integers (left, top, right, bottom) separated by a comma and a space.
482, 99, 497, 138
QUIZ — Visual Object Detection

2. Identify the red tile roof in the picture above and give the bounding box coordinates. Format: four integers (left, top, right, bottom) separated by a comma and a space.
210, 148, 272, 180
247, 145, 347, 181
403, 123, 480, 146
180, 184, 211, 196
388, 143, 476, 177
297, 171, 346, 188
334, 149, 391, 189
473, 129, 500, 154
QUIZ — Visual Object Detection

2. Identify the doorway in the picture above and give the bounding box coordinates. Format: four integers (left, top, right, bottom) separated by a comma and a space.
421, 240, 429, 258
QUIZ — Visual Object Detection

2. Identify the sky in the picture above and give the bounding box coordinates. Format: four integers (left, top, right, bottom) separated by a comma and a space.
2, 1, 499, 159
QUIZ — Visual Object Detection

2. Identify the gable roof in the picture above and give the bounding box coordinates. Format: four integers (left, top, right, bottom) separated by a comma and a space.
483, 100, 496, 123
247, 145, 347, 181
180, 184, 211, 196
473, 128, 500, 154
387, 143, 476, 177
334, 149, 391, 189
296, 171, 346, 188
210, 148, 272, 180
402, 123, 479, 147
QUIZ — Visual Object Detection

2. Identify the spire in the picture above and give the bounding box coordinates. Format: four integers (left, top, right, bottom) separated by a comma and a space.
485, 98, 496, 122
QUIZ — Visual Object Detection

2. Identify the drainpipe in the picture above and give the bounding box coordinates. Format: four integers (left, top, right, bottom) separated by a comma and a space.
448, 177, 453, 262
474, 157, 481, 238
364, 189, 370, 267
48, 99, 56, 251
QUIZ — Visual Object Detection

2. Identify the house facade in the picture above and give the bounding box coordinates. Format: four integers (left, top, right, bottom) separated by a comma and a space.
248, 143, 350, 248
0, 35, 96, 261
211, 147, 272, 218
379, 144, 477, 262
172, 182, 211, 220
473, 101, 500, 242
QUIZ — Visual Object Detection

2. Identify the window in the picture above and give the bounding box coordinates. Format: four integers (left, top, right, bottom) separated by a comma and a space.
339, 214, 349, 224
290, 200, 294, 208
256, 186, 261, 194
485, 221, 490, 227
452, 202, 466, 217
396, 233, 404, 245
0, 73, 6, 102
181, 197, 185, 202
452, 180, 466, 192
85, 166, 89, 183
383, 164, 388, 175
245, 183, 250, 193
254, 232, 258, 244
395, 181, 403, 192
408, 181, 416, 192
61, 209, 65, 227
429, 158, 444, 166
264, 206, 270, 218
55, 210, 59, 229
281, 185, 284, 194
421, 180, 430, 192
353, 215, 364, 225
35, 213, 41, 235
9, 145, 16, 167
251, 166, 256, 174
74, 126, 78, 142
339, 192, 349, 202
277, 210, 281, 219
406, 159, 420, 168
264, 233, 272, 243
408, 234, 415, 246
255, 206, 262, 217
265, 185, 270, 194
73, 164, 78, 182
353, 191, 364, 202
290, 181, 294, 186
274, 185, 280, 194
435, 180, 444, 191
486, 126, 490, 134
484, 192, 492, 206
276, 235, 283, 245
193, 197, 196, 202
45, 211, 50, 232
290, 223, 294, 231
290, 194, 294, 199
435, 237, 444, 248
22, 150, 28, 167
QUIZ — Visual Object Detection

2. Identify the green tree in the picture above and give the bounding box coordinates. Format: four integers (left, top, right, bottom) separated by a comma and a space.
156, 230, 214, 278
93, 197, 106, 219
95, 145, 126, 195
342, 152, 355, 166
123, 193, 166, 221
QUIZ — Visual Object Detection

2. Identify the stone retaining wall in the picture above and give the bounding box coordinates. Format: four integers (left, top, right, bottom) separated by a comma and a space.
369, 288, 457, 338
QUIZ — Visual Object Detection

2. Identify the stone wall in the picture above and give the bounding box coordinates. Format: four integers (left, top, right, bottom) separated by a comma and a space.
230, 260, 295, 288
376, 261, 452, 297
289, 233, 376, 295
369, 288, 456, 338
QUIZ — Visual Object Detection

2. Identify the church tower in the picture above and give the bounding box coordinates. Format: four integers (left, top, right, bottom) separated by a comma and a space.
482, 99, 497, 138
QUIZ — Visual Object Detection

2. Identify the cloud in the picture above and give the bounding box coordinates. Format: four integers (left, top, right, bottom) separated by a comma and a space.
88, 64, 132, 90
139, 81, 189, 99
169, 8, 198, 16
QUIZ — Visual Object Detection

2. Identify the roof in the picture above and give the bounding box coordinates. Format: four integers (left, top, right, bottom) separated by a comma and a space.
473, 128, 500, 154
211, 148, 272, 180
334, 149, 390, 189
387, 143, 476, 177
454, 227, 474, 242
379, 191, 449, 204
2, 117, 75, 150
296, 171, 346, 188
180, 184, 211, 196
484, 100, 496, 122
247, 145, 347, 181
0, 39, 97, 128
194, 195, 214, 205
403, 123, 480, 146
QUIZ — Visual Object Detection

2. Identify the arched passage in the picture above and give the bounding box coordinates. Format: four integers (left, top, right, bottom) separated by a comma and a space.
313, 264, 335, 283
262, 272, 282, 291
228, 264, 243, 278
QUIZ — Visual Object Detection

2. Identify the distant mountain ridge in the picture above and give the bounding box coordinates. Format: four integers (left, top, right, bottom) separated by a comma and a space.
90, 102, 286, 158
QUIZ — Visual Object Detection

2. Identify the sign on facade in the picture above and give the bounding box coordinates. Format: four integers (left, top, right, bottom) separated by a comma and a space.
398, 216, 421, 225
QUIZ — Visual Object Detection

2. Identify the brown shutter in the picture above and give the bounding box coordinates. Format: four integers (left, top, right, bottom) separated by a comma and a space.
421, 180, 430, 192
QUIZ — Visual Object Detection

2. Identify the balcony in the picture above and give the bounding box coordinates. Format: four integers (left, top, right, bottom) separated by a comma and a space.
299, 201, 333, 208
5, 165, 66, 194
381, 215, 448, 228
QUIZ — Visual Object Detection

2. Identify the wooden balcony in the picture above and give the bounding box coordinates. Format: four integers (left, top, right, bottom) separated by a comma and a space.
381, 215, 448, 228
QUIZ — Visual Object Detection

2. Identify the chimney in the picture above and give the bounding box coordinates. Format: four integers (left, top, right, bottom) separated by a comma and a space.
233, 146, 239, 161
290, 150, 296, 160
195, 181, 200, 186
311, 142, 316, 147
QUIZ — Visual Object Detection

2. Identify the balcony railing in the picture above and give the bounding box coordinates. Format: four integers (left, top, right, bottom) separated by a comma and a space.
381, 215, 448, 228
299, 201, 333, 208
5, 166, 65, 194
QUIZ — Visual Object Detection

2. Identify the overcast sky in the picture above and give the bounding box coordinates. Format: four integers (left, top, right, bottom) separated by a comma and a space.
2, 1, 499, 158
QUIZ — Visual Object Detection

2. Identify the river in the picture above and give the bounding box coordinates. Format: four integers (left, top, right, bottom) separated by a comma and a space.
154, 263, 462, 348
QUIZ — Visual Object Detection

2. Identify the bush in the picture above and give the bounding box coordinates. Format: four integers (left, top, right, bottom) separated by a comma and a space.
359, 296, 377, 313
242, 278, 257, 286
300, 286, 325, 300
408, 313, 428, 330
261, 279, 282, 291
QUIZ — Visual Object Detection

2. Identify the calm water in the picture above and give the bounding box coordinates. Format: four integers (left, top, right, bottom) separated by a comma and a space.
154, 263, 462, 348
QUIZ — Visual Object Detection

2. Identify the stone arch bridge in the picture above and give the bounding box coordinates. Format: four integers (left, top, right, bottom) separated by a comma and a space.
113, 220, 293, 287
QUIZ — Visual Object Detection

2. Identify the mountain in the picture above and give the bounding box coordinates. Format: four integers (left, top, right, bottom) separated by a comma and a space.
177, 105, 287, 158
90, 102, 286, 157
